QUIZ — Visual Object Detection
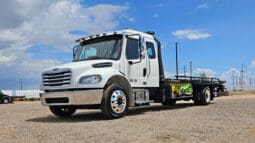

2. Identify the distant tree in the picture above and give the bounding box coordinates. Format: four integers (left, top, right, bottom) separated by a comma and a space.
200, 72, 207, 80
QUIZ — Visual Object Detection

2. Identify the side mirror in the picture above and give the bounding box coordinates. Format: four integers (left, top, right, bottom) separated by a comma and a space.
73, 45, 79, 61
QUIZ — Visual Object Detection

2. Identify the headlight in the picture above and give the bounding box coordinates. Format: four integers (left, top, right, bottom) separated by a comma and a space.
79, 75, 102, 84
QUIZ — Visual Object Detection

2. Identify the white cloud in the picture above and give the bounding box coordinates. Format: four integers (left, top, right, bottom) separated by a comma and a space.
0, 0, 129, 50
251, 61, 255, 67
220, 68, 239, 81
219, 65, 255, 89
197, 2, 209, 9
0, 54, 16, 63
194, 68, 217, 77
164, 71, 175, 78
0, 0, 130, 88
0, 58, 61, 80
172, 29, 211, 40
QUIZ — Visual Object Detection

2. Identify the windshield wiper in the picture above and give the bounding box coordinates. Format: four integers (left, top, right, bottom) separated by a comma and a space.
74, 56, 116, 62
86, 56, 105, 60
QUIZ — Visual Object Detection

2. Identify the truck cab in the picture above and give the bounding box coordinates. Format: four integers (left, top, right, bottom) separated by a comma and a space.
41, 29, 163, 118
0, 90, 13, 104
40, 29, 225, 118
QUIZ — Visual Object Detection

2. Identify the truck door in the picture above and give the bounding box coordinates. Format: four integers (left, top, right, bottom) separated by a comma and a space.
144, 39, 159, 87
126, 37, 148, 87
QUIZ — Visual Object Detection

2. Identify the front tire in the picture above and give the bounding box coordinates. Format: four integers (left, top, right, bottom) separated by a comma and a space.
49, 106, 76, 117
101, 84, 129, 118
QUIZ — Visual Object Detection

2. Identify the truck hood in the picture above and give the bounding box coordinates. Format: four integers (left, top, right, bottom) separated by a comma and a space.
41, 59, 121, 90
43, 60, 116, 72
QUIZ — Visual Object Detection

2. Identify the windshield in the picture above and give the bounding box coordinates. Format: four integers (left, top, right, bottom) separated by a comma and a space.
74, 35, 122, 61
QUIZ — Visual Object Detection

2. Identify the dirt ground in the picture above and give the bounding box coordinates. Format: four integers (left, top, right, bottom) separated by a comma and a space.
0, 93, 254, 143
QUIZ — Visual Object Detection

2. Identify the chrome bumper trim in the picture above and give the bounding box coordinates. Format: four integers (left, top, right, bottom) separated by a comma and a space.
40, 90, 103, 106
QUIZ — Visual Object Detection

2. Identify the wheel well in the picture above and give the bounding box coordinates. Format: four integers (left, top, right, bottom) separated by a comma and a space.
104, 75, 131, 91
104, 75, 132, 106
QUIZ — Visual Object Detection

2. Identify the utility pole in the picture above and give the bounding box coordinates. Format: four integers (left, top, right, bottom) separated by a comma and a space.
20, 79, 23, 91
236, 75, 238, 87
232, 70, 235, 90
240, 64, 244, 91
175, 42, 179, 79
190, 61, 192, 77
20, 79, 23, 96
249, 78, 252, 89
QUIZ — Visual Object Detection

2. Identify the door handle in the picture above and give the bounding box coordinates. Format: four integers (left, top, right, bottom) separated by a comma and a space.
143, 68, 147, 77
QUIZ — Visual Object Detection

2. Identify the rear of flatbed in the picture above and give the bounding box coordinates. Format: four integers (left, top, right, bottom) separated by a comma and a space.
161, 75, 226, 105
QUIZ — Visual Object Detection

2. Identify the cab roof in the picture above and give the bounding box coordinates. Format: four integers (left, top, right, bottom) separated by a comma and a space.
75, 29, 155, 43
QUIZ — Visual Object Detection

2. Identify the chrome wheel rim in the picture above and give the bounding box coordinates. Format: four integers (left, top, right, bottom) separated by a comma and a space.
4, 99, 8, 104
205, 89, 211, 103
110, 90, 127, 114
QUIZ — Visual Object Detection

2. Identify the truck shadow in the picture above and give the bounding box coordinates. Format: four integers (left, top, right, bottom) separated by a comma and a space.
27, 102, 205, 123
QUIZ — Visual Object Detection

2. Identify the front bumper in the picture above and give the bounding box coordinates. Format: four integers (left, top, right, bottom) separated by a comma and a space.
40, 89, 103, 106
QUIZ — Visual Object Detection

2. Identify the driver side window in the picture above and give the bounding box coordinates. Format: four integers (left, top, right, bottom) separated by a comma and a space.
126, 38, 139, 60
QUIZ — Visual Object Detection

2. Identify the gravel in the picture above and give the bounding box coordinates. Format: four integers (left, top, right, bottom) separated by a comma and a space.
0, 94, 254, 143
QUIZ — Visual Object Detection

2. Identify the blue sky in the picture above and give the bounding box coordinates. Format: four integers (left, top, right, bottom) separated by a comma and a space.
0, 0, 255, 89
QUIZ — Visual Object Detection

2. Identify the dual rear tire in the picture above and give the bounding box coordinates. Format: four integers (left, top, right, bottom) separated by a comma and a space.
194, 86, 211, 105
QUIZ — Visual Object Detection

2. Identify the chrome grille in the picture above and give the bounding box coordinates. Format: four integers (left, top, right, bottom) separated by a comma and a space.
42, 69, 71, 87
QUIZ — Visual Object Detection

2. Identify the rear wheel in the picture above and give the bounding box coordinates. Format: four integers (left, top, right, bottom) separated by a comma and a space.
200, 87, 211, 105
194, 86, 211, 105
193, 86, 211, 105
3, 98, 9, 104
101, 84, 129, 118
49, 106, 76, 117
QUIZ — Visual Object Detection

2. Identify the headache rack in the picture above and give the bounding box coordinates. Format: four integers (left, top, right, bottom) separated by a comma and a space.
173, 75, 226, 85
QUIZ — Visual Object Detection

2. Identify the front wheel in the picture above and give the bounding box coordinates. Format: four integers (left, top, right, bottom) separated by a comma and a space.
101, 84, 129, 118
49, 106, 76, 117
